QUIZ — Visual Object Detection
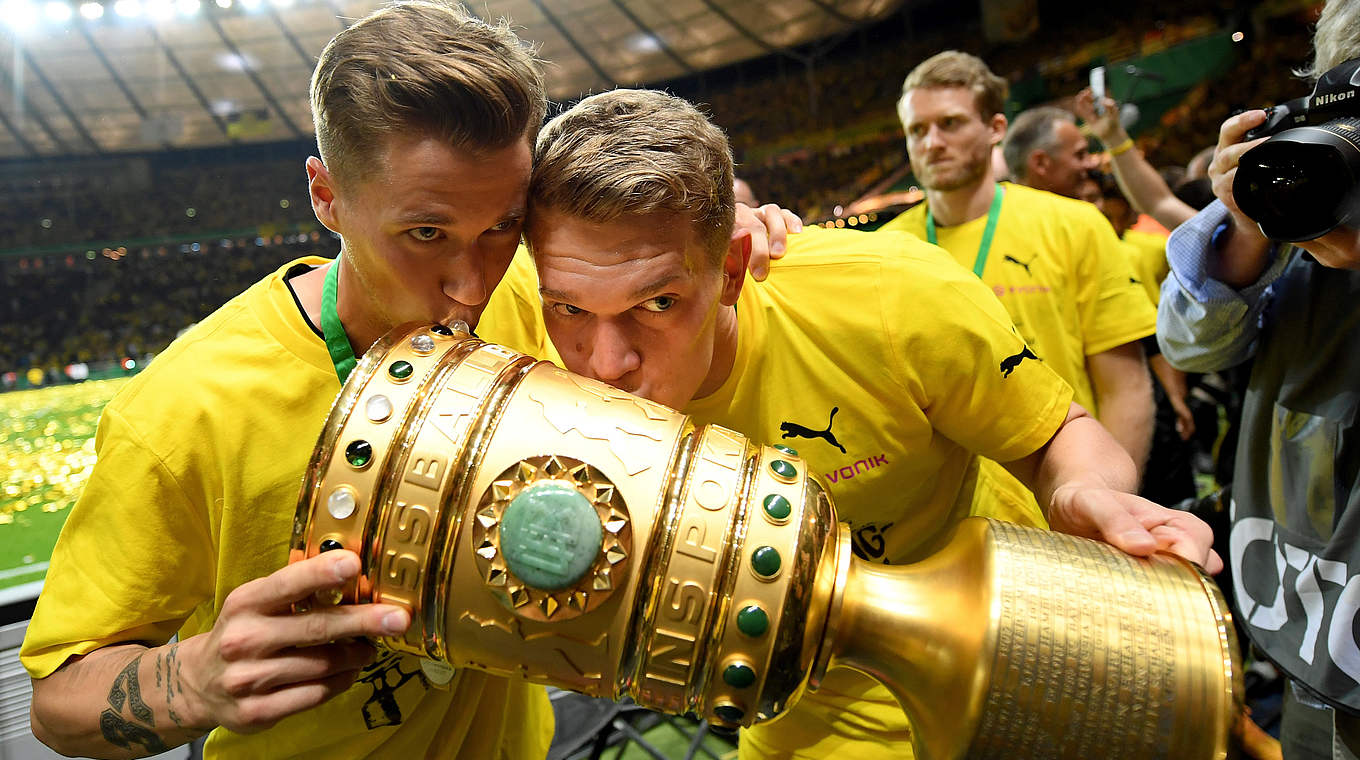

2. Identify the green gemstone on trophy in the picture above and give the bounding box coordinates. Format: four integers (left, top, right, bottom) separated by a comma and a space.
500, 481, 603, 590
737, 605, 768, 637
762, 493, 792, 520
770, 459, 796, 479
344, 440, 372, 467
751, 546, 781, 577
723, 663, 756, 688
713, 704, 744, 724
773, 444, 798, 457
388, 360, 414, 379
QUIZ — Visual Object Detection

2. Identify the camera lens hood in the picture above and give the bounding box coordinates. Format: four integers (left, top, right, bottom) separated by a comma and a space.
1235, 120, 1360, 242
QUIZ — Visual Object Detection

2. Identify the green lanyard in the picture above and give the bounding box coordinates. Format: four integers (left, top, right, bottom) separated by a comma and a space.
320, 261, 357, 384
926, 184, 1004, 278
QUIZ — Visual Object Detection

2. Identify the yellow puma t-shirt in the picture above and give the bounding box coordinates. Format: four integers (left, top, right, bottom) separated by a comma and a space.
678, 228, 1073, 760
880, 183, 1155, 412
1122, 228, 1170, 306
880, 183, 1156, 527
22, 257, 554, 760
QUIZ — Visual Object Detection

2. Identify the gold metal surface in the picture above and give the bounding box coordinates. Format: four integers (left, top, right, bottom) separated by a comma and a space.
291, 323, 1242, 759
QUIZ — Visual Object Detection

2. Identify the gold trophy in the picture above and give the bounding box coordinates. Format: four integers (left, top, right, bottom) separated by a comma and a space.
291, 324, 1241, 760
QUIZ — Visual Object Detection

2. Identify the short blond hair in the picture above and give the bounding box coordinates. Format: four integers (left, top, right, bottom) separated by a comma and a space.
310, 1, 546, 185
900, 50, 1009, 120
529, 89, 735, 268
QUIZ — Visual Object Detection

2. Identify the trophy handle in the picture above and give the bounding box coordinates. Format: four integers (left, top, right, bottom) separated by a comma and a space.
823, 518, 1242, 760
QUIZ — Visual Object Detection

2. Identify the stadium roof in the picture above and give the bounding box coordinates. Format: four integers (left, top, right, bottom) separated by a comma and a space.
0, 0, 904, 160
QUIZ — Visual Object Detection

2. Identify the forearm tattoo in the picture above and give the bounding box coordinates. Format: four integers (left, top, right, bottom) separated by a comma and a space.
100, 654, 168, 753
163, 644, 186, 727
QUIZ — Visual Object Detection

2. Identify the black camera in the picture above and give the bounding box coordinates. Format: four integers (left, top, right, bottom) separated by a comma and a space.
1233, 57, 1360, 242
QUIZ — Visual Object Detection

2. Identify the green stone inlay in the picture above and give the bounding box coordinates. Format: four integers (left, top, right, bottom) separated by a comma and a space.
737, 605, 768, 636
713, 704, 744, 724
723, 663, 756, 688
770, 459, 796, 479
344, 440, 372, 468
500, 481, 603, 591
388, 360, 414, 379
762, 494, 792, 520
773, 444, 798, 457
751, 546, 781, 577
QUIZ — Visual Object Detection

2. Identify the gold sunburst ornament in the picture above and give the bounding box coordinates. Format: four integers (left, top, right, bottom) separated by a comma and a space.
472, 454, 632, 622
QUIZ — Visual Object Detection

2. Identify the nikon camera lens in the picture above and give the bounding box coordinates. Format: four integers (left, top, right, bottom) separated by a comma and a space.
1234, 117, 1360, 242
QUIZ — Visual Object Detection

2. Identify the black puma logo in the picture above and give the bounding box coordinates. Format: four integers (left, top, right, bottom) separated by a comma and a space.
1003, 254, 1033, 275
780, 407, 847, 454
1000, 346, 1038, 377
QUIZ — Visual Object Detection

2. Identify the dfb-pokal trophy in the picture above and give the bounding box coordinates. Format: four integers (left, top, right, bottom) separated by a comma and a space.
290, 323, 1241, 760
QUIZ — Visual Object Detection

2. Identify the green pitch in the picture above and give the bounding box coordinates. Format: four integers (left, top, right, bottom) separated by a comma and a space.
0, 378, 129, 594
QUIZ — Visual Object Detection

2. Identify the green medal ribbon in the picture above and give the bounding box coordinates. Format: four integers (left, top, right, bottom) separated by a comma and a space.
320, 261, 357, 384
926, 184, 1004, 278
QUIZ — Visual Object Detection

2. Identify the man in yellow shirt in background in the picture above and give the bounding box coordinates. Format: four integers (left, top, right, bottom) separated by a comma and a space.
879, 51, 1157, 527
521, 87, 1218, 760
1002, 104, 1169, 305
1003, 104, 1197, 502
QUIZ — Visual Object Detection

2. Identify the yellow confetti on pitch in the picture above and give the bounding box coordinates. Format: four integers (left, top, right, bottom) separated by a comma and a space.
0, 378, 130, 522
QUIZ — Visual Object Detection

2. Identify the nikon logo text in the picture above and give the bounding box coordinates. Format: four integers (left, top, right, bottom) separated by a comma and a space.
1313, 90, 1356, 107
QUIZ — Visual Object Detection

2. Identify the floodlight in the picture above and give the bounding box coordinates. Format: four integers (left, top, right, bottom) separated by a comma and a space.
78, 1, 103, 18
2, 0, 40, 30
113, 0, 140, 17
44, 1, 72, 21
627, 33, 661, 53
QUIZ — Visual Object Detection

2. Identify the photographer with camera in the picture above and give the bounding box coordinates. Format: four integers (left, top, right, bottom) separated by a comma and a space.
1158, 1, 1360, 755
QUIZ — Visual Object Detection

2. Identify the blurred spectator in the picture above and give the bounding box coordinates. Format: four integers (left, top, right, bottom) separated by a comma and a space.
1073, 88, 1199, 231
1002, 105, 1101, 202
1185, 145, 1217, 180
734, 177, 760, 207
1, 236, 327, 380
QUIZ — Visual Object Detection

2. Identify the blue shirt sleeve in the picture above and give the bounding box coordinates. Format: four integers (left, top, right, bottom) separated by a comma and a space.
1156, 199, 1292, 372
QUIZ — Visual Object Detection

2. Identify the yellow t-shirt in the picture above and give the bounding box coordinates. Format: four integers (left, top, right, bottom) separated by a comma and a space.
478, 246, 563, 363
1122, 228, 1170, 306
678, 228, 1073, 760
880, 183, 1156, 526
21, 257, 553, 760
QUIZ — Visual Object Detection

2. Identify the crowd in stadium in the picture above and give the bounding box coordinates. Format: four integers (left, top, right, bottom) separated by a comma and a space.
0, 235, 323, 388
0, 0, 1314, 386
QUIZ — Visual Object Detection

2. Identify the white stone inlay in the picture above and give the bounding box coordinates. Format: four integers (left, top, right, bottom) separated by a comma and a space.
366, 394, 393, 422
410, 334, 436, 354
327, 488, 357, 519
